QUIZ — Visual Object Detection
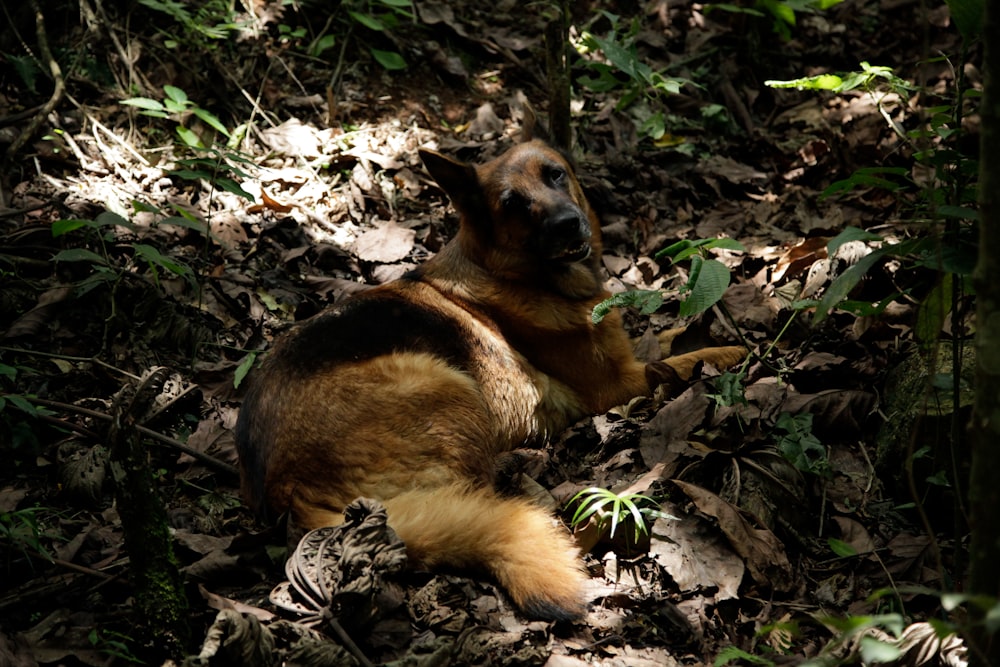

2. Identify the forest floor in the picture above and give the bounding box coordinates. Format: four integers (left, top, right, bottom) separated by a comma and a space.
0, 0, 979, 665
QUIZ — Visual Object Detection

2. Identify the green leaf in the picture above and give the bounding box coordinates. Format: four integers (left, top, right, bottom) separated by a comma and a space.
713, 646, 775, 666
120, 97, 166, 112
937, 204, 979, 221
132, 243, 192, 279
309, 34, 337, 57
765, 74, 844, 91
679, 257, 730, 317
51, 248, 109, 265
813, 251, 884, 325
159, 216, 208, 234
51, 219, 94, 237
859, 636, 902, 664
370, 48, 407, 70
190, 107, 231, 138
591, 290, 664, 324
4, 394, 39, 416
709, 370, 748, 407
176, 125, 207, 149
95, 211, 137, 231
378, 0, 413, 6
234, 352, 257, 389
211, 176, 256, 201
163, 85, 189, 105
349, 10, 386, 30
828, 537, 857, 557
945, 0, 984, 38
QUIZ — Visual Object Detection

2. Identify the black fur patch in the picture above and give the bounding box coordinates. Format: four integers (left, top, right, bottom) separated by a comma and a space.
274, 280, 476, 375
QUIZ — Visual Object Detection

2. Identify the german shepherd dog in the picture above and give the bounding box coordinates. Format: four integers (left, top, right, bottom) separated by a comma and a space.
235, 124, 743, 620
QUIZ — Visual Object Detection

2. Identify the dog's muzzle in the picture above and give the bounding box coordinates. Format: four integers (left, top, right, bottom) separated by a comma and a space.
543, 209, 592, 263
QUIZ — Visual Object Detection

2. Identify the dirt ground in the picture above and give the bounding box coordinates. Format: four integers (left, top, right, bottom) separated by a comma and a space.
0, 0, 978, 665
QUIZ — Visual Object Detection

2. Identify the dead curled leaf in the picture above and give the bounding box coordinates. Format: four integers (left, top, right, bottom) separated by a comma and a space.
352, 222, 416, 264
671, 478, 795, 593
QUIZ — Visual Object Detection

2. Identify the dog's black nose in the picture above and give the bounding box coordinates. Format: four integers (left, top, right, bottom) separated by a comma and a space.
548, 209, 589, 242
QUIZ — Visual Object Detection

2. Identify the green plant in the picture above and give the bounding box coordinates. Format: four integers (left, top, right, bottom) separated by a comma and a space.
714, 645, 776, 666
137, 0, 245, 50
575, 11, 694, 141
0, 507, 57, 563
0, 362, 51, 461
568, 486, 667, 545
773, 412, 828, 477
88, 628, 145, 664
345, 0, 414, 70
51, 211, 200, 293
593, 237, 745, 325
705, 0, 845, 40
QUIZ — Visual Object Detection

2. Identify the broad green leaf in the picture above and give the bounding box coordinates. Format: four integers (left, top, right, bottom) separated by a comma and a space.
159, 216, 208, 234
120, 97, 165, 111
859, 636, 902, 663
191, 107, 231, 137
51, 219, 94, 237
51, 248, 109, 265
713, 646, 775, 666
945, 0, 984, 38
309, 34, 337, 57
813, 251, 884, 325
765, 74, 844, 91
234, 352, 257, 389
828, 537, 857, 557
170, 169, 212, 181
176, 125, 206, 149
821, 167, 910, 198
937, 204, 979, 220
211, 176, 256, 201
133, 243, 192, 278
370, 48, 407, 70
163, 85, 189, 105
95, 210, 136, 231
680, 257, 730, 317
4, 394, 38, 416
378, 0, 413, 7
349, 11, 386, 30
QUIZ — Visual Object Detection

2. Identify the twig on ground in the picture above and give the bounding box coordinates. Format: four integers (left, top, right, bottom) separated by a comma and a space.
28, 396, 239, 478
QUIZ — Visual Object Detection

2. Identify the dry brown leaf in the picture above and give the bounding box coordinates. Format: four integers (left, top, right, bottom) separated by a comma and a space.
352, 222, 416, 264
672, 479, 795, 593
649, 500, 744, 599
772, 236, 830, 281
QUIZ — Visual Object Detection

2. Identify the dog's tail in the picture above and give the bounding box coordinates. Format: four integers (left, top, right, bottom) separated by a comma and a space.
382, 484, 587, 621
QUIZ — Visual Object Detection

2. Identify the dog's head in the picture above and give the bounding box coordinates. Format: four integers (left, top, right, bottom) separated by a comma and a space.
419, 139, 603, 299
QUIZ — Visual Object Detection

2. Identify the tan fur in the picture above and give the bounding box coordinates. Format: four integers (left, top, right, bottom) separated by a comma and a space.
235, 137, 744, 620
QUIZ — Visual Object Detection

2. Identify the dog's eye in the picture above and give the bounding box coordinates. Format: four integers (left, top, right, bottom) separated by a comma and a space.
501, 190, 529, 213
547, 167, 568, 187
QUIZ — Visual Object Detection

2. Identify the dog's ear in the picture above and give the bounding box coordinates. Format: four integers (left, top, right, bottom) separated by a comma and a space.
419, 148, 484, 218
520, 102, 550, 144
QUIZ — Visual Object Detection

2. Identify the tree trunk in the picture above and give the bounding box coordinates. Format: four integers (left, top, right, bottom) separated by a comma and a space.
969, 0, 1000, 662
544, 1, 572, 151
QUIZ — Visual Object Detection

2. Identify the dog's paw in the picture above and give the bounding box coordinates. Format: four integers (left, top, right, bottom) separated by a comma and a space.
645, 360, 686, 397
